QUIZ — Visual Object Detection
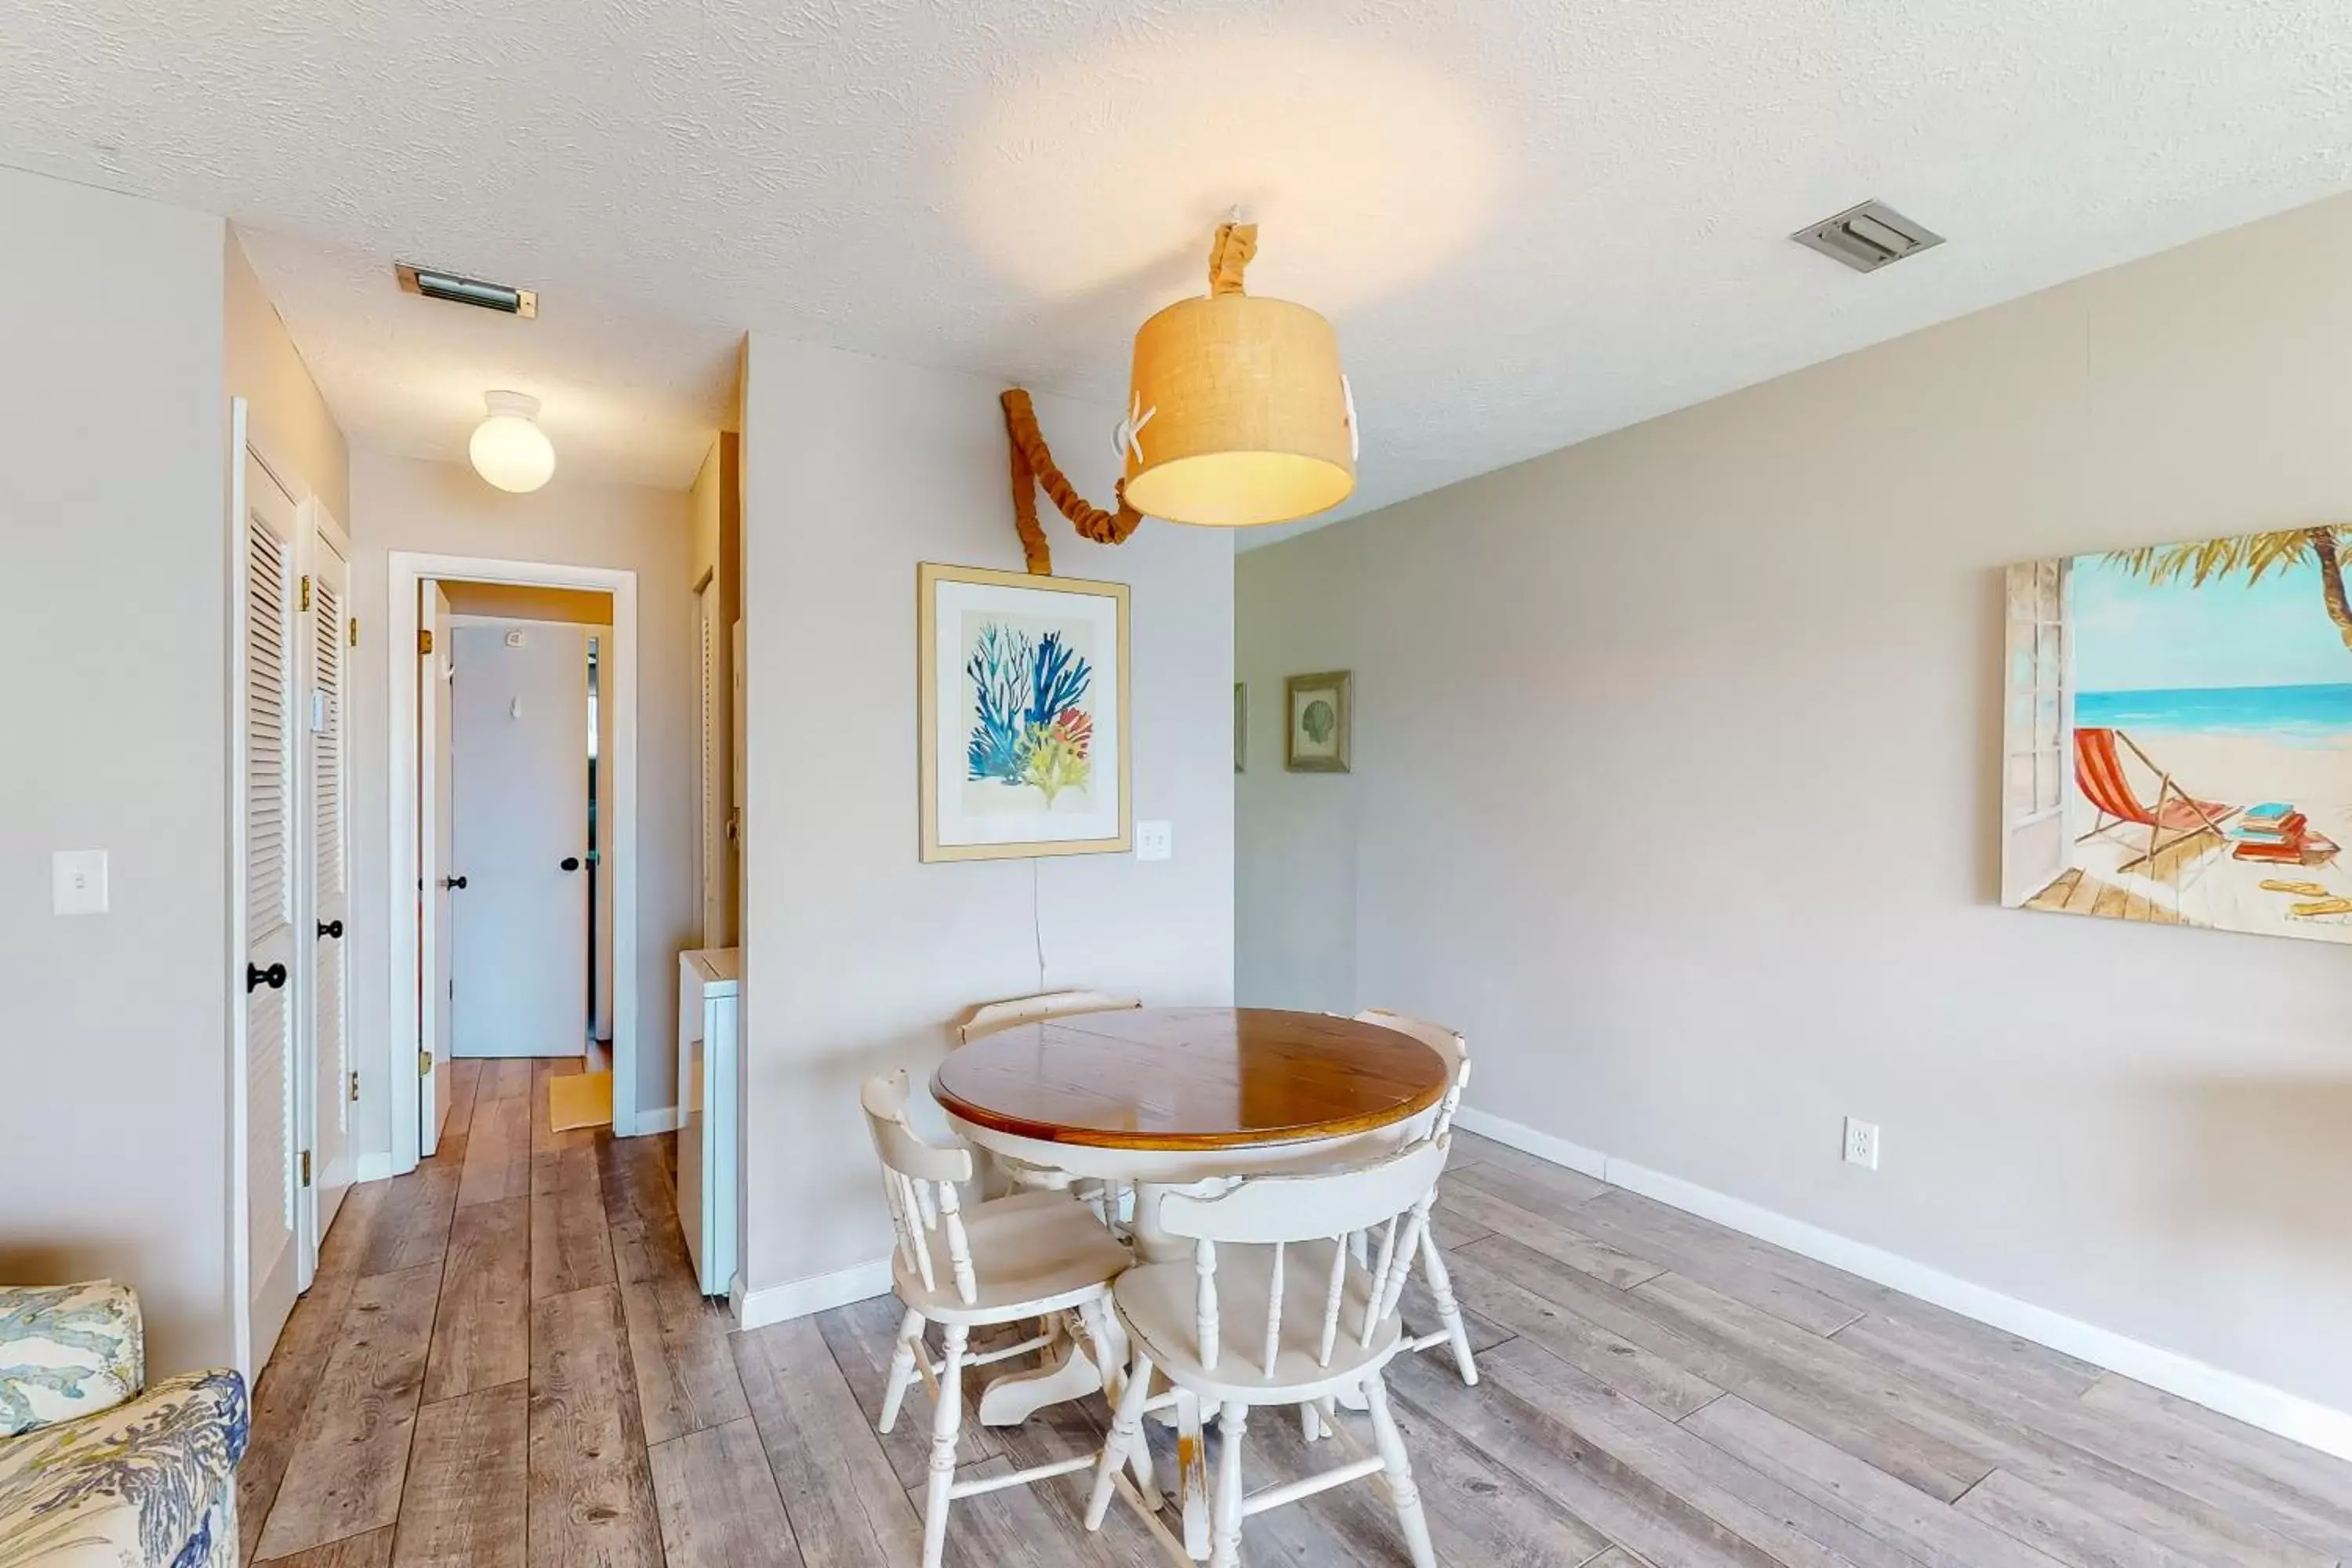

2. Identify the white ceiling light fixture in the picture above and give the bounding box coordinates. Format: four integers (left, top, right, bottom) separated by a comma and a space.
469, 390, 556, 493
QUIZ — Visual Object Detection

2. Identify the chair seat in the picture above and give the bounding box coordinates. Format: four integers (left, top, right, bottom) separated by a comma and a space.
891, 1189, 1131, 1324
1112, 1240, 1401, 1404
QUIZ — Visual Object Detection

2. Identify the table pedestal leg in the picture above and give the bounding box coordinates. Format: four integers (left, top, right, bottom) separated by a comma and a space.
976, 1317, 1105, 1426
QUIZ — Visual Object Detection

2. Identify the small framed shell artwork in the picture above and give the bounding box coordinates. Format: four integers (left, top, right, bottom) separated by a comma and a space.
918, 563, 1131, 862
1285, 670, 1352, 773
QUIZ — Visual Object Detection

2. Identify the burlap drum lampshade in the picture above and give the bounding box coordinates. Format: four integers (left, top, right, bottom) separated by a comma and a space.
1119, 223, 1356, 528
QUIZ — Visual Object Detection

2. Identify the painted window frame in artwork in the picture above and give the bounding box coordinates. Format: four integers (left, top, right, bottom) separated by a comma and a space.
2005, 558, 2071, 830
916, 561, 1133, 863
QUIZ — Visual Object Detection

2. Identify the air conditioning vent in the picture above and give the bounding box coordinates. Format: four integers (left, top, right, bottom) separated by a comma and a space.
1791, 201, 1944, 274
395, 261, 538, 318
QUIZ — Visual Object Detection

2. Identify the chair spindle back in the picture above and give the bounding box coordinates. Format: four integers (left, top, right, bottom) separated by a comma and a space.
861, 1070, 981, 1305
1157, 1136, 1450, 1375
1356, 1009, 1470, 1138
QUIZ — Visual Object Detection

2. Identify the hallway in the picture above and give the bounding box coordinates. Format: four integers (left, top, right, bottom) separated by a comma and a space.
237, 1055, 713, 1565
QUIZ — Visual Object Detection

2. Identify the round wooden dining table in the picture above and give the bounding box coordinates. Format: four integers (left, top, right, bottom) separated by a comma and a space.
932, 1005, 1448, 1424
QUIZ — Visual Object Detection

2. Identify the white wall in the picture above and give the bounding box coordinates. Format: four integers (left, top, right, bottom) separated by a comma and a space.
739, 338, 1236, 1304
1238, 189, 2352, 1419
345, 453, 697, 1156
0, 169, 232, 1373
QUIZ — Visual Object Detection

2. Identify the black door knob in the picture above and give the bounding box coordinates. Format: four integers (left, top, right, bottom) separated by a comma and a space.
560, 856, 582, 872
246, 961, 288, 993
445, 875, 468, 890
317, 919, 343, 939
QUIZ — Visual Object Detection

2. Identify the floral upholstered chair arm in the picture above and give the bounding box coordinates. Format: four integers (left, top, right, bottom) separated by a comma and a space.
0, 1368, 249, 1568
0, 1284, 249, 1567
0, 1284, 144, 1438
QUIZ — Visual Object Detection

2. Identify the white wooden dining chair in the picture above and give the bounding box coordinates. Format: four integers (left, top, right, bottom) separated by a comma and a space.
955, 989, 1144, 1224
1354, 1007, 1479, 1387
860, 1070, 1153, 1568
956, 988, 1143, 1044
1086, 1135, 1452, 1568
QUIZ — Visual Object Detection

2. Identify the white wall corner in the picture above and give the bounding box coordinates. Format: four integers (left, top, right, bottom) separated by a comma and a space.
354, 1152, 396, 1183
1452, 1109, 2352, 1465
630, 1105, 682, 1136
734, 1258, 895, 1332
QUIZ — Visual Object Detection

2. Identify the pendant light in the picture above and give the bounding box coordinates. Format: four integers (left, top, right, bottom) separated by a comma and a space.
1118, 221, 1355, 527
996, 218, 1356, 573
469, 390, 556, 493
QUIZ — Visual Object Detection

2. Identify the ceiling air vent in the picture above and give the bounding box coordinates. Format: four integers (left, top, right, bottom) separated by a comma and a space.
395, 261, 537, 318
1791, 200, 1944, 274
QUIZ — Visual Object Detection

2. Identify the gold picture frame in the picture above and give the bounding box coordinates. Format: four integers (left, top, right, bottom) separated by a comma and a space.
917, 562, 1132, 862
1285, 670, 1352, 773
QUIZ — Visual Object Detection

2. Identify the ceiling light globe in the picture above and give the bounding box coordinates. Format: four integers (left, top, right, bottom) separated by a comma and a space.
470, 390, 556, 493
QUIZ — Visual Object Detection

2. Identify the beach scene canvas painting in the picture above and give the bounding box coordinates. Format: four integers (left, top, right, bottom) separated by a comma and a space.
2003, 528, 2352, 942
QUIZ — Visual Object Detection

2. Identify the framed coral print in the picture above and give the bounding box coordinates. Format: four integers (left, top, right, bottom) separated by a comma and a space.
919, 563, 1131, 862
1285, 670, 1352, 772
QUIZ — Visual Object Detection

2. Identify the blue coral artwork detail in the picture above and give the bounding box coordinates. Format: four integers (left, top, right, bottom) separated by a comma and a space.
965, 622, 1095, 806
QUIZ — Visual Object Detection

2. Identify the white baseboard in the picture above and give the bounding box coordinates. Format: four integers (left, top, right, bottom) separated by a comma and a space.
1454, 1107, 1607, 1181
734, 1258, 894, 1331
1454, 1105, 2352, 1465
354, 1152, 395, 1182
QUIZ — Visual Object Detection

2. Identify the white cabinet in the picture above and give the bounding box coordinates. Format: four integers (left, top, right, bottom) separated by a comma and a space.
676, 947, 739, 1298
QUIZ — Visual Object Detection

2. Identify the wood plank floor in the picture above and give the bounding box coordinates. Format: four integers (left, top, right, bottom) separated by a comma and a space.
241, 1066, 2352, 1566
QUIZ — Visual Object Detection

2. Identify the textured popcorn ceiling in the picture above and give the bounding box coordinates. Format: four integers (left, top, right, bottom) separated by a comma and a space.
3, 2, 2350, 506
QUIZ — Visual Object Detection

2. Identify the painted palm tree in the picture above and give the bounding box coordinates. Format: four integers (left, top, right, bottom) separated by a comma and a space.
2106, 526, 2352, 652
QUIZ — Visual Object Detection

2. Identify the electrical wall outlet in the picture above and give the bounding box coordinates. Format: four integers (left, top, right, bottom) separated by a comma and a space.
1843, 1116, 1880, 1171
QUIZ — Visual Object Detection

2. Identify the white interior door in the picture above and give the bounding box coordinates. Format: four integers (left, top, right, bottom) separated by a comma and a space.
417, 584, 456, 1149
451, 622, 591, 1058
238, 447, 301, 1367
302, 506, 354, 1264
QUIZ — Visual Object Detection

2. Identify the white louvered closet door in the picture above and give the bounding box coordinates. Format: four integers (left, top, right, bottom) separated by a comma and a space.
306, 512, 354, 1249
241, 450, 301, 1369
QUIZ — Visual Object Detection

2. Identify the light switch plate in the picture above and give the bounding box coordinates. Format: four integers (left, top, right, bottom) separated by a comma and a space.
53, 849, 107, 915
1134, 820, 1173, 862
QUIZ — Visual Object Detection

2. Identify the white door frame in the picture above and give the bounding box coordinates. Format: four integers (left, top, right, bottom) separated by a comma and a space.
227, 398, 256, 1382
227, 400, 311, 1381
386, 551, 641, 1175
296, 494, 352, 1289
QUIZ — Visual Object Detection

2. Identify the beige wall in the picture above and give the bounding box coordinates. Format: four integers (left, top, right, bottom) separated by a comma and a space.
739, 338, 1236, 1302
1239, 190, 2352, 1418
344, 453, 698, 1155
225, 228, 348, 524
0, 169, 232, 1373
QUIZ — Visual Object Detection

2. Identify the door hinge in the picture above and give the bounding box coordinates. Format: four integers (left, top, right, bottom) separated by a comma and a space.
419, 1048, 434, 1078
299, 1149, 312, 1188
299, 574, 313, 612
350, 615, 359, 648
418, 627, 434, 655
349, 1070, 361, 1103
